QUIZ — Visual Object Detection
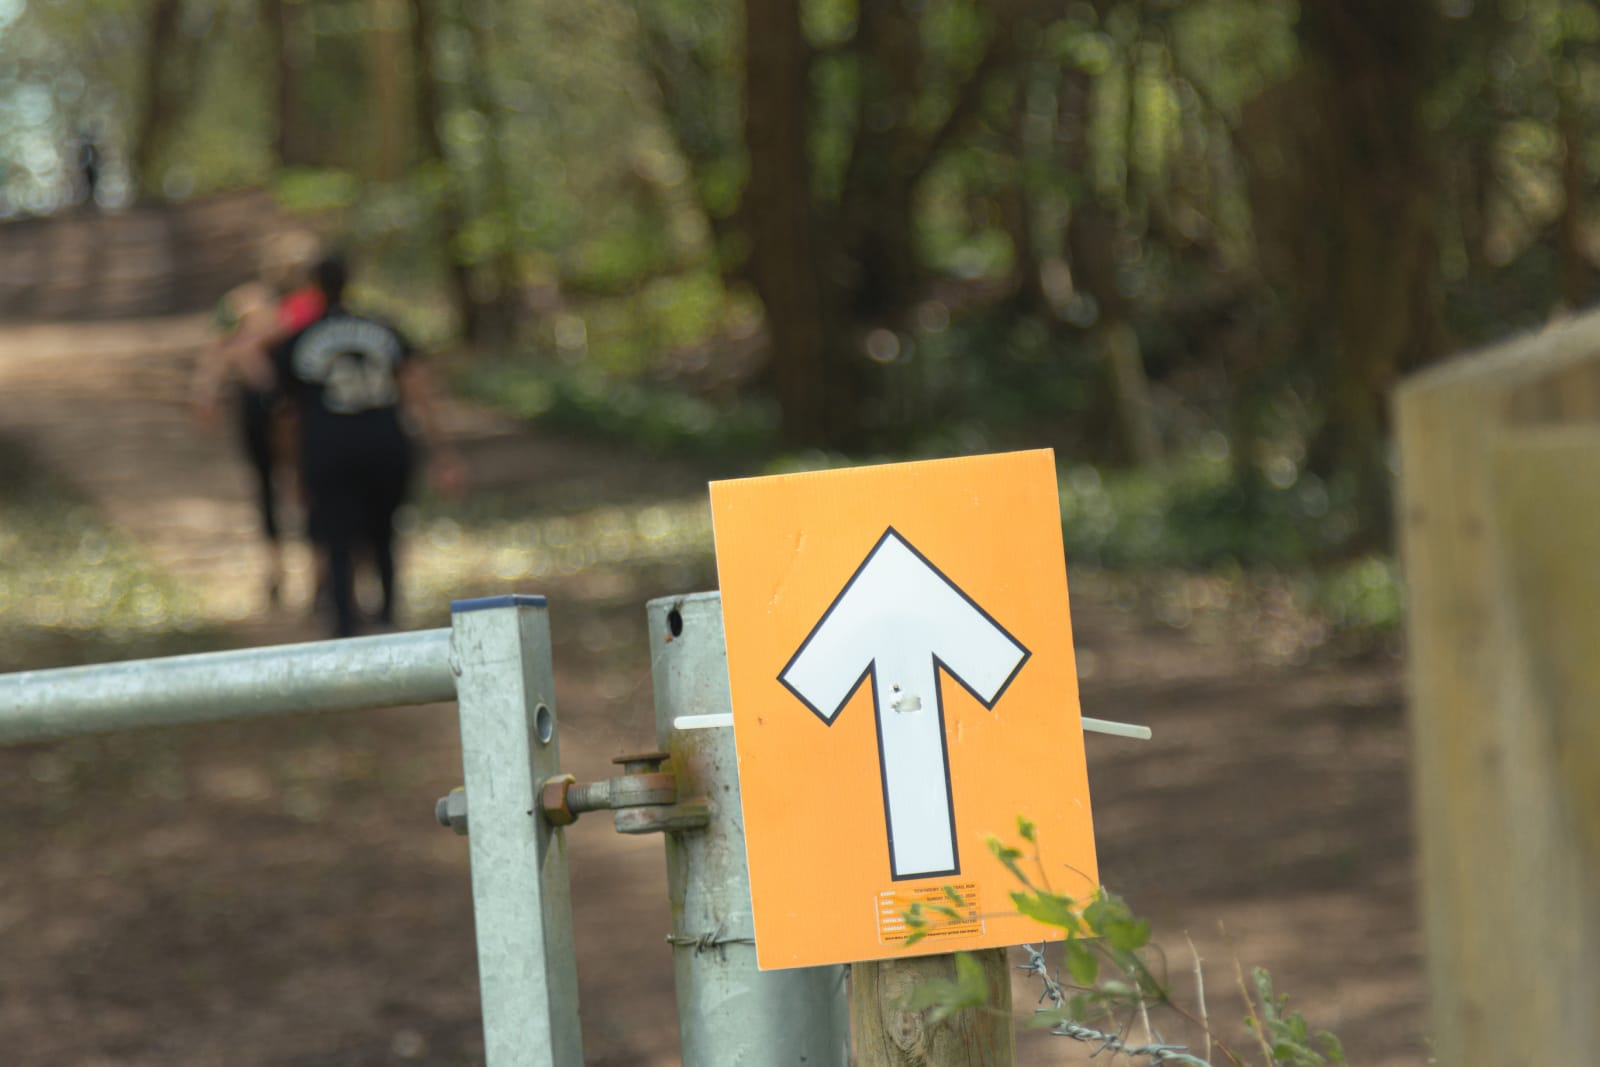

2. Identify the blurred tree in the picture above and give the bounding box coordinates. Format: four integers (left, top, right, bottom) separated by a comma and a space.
1552, 0, 1597, 309
257, 0, 323, 168
1243, 0, 1446, 538
739, 0, 1050, 445
455, 0, 522, 344
1059, 11, 1161, 467
131, 0, 188, 197
366, 0, 410, 182
411, 0, 483, 340
4, 0, 1599, 546
741, 0, 834, 444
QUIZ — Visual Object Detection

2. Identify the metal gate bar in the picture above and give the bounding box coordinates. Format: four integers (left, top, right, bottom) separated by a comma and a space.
0, 628, 457, 743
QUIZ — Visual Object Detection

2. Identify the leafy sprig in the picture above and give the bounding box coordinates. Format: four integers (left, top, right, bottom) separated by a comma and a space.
900, 817, 1345, 1067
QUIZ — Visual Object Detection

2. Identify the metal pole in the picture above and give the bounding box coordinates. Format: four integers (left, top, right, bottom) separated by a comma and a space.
450, 595, 583, 1067
646, 591, 850, 1067
0, 628, 456, 743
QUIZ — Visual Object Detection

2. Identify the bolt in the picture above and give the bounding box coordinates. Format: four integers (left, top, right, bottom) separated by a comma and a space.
435, 787, 469, 835
540, 774, 578, 826
613, 750, 670, 776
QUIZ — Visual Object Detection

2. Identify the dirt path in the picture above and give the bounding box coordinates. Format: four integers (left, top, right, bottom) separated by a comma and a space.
0, 319, 1428, 1065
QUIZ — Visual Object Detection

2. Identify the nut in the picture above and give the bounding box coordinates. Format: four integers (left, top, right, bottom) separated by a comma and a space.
435, 787, 469, 835
539, 775, 578, 826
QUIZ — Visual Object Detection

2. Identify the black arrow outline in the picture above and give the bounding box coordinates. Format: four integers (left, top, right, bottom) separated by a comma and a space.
777, 526, 1031, 880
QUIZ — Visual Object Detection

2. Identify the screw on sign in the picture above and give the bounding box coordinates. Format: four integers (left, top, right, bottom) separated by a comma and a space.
710, 449, 1101, 1066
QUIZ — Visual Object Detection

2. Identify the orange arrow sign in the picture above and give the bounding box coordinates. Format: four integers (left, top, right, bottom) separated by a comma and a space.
710, 449, 1099, 970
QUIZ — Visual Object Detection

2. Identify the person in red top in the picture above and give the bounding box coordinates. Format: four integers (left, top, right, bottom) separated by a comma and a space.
278, 279, 325, 335
191, 231, 324, 607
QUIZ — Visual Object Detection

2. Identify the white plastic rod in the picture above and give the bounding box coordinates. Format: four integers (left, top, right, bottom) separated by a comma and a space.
678, 711, 1151, 740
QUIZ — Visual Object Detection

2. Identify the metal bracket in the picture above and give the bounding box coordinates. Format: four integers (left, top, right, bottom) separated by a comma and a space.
437, 750, 706, 836
615, 798, 711, 834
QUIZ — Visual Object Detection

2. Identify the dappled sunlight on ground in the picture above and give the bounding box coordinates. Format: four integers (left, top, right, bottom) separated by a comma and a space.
403, 497, 713, 620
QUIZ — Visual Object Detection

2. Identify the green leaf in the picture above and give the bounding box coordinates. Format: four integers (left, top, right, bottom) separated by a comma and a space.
1253, 967, 1276, 1009
928, 904, 963, 921
1010, 889, 1083, 933
1096, 978, 1135, 1000
987, 836, 1029, 883
942, 885, 967, 908
1065, 941, 1099, 986
1082, 890, 1132, 937
1016, 815, 1037, 842
905, 953, 992, 1023
1025, 1007, 1072, 1029
1318, 1032, 1346, 1063
1104, 917, 1152, 953
953, 952, 989, 999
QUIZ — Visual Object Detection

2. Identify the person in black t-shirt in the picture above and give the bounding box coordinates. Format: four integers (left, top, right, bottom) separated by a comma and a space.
271, 254, 465, 638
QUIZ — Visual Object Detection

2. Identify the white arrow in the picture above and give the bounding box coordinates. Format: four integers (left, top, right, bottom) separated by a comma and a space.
779, 527, 1029, 879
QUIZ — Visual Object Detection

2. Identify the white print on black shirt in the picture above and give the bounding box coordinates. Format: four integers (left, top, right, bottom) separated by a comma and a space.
293, 318, 403, 414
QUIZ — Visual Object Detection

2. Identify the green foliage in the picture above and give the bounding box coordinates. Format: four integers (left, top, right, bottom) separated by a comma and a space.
1309, 556, 1403, 635
904, 826, 1345, 1066
903, 951, 992, 1023
4, 0, 1593, 566
1057, 453, 1362, 570
455, 358, 777, 460
1053, 454, 1405, 640
275, 168, 363, 214
1250, 969, 1346, 1065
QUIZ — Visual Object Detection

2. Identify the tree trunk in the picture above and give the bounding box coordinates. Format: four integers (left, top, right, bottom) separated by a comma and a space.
411, 0, 483, 343
131, 0, 185, 198
836, 0, 923, 323
1245, 1, 1446, 542
1309, 0, 1446, 536
851, 950, 1014, 1066
743, 0, 836, 445
1061, 64, 1163, 467
1556, 43, 1591, 310
633, 10, 744, 284
740, 0, 1028, 446
258, 0, 287, 165
458, 0, 522, 344
366, 0, 409, 182
1002, 87, 1046, 313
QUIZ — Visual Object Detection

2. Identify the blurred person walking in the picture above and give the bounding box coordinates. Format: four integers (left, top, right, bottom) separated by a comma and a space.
75, 131, 100, 211
270, 253, 464, 638
190, 231, 325, 608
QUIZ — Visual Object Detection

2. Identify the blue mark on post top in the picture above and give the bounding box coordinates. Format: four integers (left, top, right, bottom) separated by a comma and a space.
450, 594, 548, 614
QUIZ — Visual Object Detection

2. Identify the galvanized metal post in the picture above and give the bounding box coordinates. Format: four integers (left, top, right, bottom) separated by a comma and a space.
646, 592, 850, 1067
451, 596, 583, 1067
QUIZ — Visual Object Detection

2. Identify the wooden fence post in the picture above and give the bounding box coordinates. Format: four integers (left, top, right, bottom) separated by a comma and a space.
851, 950, 1014, 1067
1395, 312, 1600, 1067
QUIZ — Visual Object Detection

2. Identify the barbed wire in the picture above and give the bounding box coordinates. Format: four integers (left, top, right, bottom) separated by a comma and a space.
664, 918, 756, 955
1019, 945, 1216, 1067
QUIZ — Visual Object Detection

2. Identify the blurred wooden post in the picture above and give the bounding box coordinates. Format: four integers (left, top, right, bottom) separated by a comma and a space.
1395, 312, 1600, 1067
852, 950, 1014, 1067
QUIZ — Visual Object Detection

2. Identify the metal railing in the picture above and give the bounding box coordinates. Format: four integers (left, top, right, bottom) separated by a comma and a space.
0, 592, 850, 1067
0, 628, 456, 742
